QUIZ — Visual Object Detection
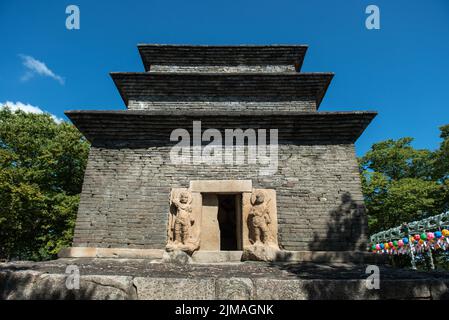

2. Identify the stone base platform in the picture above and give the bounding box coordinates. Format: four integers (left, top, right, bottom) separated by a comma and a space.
1, 258, 449, 300
58, 247, 388, 264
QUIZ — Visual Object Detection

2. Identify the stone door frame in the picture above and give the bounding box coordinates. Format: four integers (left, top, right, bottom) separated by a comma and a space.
190, 180, 252, 251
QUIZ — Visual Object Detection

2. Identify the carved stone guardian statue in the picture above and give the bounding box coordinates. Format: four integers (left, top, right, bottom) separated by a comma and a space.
166, 189, 199, 254
243, 189, 283, 261
248, 191, 272, 245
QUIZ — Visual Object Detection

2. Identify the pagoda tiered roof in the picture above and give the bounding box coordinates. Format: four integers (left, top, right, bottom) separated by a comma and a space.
65, 44, 377, 144
111, 72, 333, 109
137, 44, 308, 72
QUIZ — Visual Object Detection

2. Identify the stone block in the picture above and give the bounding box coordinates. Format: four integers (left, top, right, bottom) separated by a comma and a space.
377, 280, 431, 300
133, 277, 215, 300
429, 280, 449, 300
216, 278, 254, 300
254, 279, 307, 300
0, 271, 135, 300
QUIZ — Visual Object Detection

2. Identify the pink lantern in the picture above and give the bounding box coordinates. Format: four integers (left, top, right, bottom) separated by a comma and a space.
398, 240, 404, 247
427, 232, 435, 240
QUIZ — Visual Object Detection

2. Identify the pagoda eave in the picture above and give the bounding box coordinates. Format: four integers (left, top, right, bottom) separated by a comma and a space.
110, 72, 334, 109
65, 110, 376, 146
137, 44, 308, 72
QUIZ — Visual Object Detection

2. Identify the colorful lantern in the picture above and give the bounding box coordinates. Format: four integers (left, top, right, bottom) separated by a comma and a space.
442, 229, 449, 237
398, 240, 404, 247
414, 234, 420, 241
435, 231, 442, 238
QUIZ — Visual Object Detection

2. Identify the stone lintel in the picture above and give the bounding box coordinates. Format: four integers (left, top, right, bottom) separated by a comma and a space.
190, 180, 252, 193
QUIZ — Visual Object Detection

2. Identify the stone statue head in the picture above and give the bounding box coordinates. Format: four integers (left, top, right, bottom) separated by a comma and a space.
254, 191, 265, 205
179, 191, 190, 204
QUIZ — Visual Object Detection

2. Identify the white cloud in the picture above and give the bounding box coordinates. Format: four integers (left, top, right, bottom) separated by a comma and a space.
19, 54, 65, 85
1, 101, 64, 123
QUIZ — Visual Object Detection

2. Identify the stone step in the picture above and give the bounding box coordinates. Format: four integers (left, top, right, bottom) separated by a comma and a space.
192, 251, 243, 263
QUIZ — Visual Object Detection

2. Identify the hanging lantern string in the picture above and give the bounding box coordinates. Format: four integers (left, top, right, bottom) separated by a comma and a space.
371, 229, 449, 255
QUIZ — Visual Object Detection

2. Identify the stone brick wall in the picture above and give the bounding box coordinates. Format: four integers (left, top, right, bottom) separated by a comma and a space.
73, 142, 367, 251
127, 98, 316, 112
148, 65, 296, 73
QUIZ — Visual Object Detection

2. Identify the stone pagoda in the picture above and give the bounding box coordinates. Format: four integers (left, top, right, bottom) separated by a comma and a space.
63, 45, 376, 262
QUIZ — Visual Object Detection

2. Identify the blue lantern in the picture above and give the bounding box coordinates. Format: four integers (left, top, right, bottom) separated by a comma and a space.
402, 237, 409, 244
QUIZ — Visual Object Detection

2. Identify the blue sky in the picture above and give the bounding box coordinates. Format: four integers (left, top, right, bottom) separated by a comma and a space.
1, 0, 448, 156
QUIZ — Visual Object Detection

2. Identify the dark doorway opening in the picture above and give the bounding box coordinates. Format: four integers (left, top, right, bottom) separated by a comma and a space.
217, 194, 238, 250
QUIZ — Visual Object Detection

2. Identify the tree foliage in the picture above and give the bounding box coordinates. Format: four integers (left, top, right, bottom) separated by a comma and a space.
0, 108, 89, 260
360, 126, 449, 234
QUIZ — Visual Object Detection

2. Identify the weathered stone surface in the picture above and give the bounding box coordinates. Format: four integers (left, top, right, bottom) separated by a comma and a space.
133, 277, 215, 300
58, 247, 164, 259
0, 271, 135, 300
192, 251, 243, 263
162, 250, 192, 264
254, 279, 308, 300
254, 279, 435, 300
1, 259, 449, 300
242, 244, 284, 262
429, 280, 449, 300
376, 280, 431, 300
216, 278, 254, 300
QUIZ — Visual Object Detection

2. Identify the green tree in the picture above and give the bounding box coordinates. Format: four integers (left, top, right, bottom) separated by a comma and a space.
0, 107, 89, 260
360, 127, 449, 269
360, 132, 449, 234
